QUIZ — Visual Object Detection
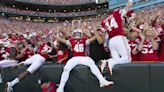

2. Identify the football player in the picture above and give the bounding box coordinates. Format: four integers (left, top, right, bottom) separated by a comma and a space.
99, 0, 133, 75
54, 29, 114, 92
5, 40, 50, 92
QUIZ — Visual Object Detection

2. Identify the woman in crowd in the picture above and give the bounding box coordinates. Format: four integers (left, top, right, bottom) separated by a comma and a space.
138, 26, 160, 62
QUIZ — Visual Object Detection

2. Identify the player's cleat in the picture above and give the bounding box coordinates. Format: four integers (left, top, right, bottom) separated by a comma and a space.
5, 82, 13, 92
56, 88, 64, 92
107, 59, 113, 75
100, 80, 114, 87
100, 60, 107, 73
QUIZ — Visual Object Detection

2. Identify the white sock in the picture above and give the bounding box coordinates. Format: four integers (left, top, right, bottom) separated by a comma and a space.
58, 70, 70, 90
11, 78, 19, 87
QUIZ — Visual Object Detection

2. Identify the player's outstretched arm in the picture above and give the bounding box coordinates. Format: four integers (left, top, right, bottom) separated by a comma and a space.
121, 0, 133, 17
124, 0, 133, 12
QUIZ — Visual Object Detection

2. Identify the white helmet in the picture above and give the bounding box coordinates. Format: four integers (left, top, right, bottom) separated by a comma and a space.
73, 29, 83, 39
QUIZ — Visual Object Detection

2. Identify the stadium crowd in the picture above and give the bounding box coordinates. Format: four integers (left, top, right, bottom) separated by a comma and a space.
0, 6, 163, 68
16, 0, 94, 5
0, 6, 96, 17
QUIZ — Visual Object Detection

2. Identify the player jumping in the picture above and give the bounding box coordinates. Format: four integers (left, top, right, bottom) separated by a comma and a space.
99, 0, 133, 75
5, 40, 50, 92
54, 29, 114, 92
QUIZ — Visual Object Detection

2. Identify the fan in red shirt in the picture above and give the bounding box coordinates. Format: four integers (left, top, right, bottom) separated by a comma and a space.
138, 27, 160, 62
54, 32, 69, 64
56, 43, 69, 64
42, 81, 56, 92
15, 43, 35, 62
54, 28, 113, 92
128, 30, 140, 61
40, 77, 56, 92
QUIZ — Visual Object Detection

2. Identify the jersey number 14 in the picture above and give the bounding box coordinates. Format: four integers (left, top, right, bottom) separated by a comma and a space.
105, 17, 118, 32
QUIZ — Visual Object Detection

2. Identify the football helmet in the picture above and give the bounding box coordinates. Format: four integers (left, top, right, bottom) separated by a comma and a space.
73, 29, 83, 39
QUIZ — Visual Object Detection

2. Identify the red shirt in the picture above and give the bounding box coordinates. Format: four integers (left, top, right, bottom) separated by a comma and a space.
139, 40, 159, 61
101, 9, 125, 39
42, 82, 56, 92
69, 38, 87, 57
37, 44, 49, 60
128, 38, 140, 61
17, 48, 34, 61
57, 48, 69, 64
9, 38, 17, 44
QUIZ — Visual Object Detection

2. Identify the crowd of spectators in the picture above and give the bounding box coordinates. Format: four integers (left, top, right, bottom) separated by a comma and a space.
16, 0, 94, 5
0, 6, 163, 68
0, 6, 97, 17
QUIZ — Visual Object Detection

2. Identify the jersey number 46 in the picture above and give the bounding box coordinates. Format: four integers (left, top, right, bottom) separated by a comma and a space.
74, 44, 84, 52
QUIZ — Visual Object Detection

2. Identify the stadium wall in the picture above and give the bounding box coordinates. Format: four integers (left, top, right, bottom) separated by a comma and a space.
0, 63, 164, 92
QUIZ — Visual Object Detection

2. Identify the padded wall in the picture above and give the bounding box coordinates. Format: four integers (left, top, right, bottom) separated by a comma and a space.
0, 63, 163, 92
150, 63, 164, 92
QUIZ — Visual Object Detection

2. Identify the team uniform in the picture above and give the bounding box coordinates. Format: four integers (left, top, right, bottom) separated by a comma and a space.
138, 38, 160, 61
100, 9, 131, 73
6, 40, 51, 92
20, 43, 48, 74
57, 36, 113, 92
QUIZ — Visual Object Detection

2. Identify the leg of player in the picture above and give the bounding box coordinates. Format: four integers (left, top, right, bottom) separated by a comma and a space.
107, 36, 131, 75
110, 36, 131, 64
81, 57, 114, 87
5, 71, 30, 92
5, 54, 45, 92
106, 46, 120, 75
57, 57, 79, 92
116, 36, 131, 64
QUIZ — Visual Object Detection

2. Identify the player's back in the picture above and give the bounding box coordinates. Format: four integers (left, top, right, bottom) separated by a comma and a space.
101, 9, 125, 39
